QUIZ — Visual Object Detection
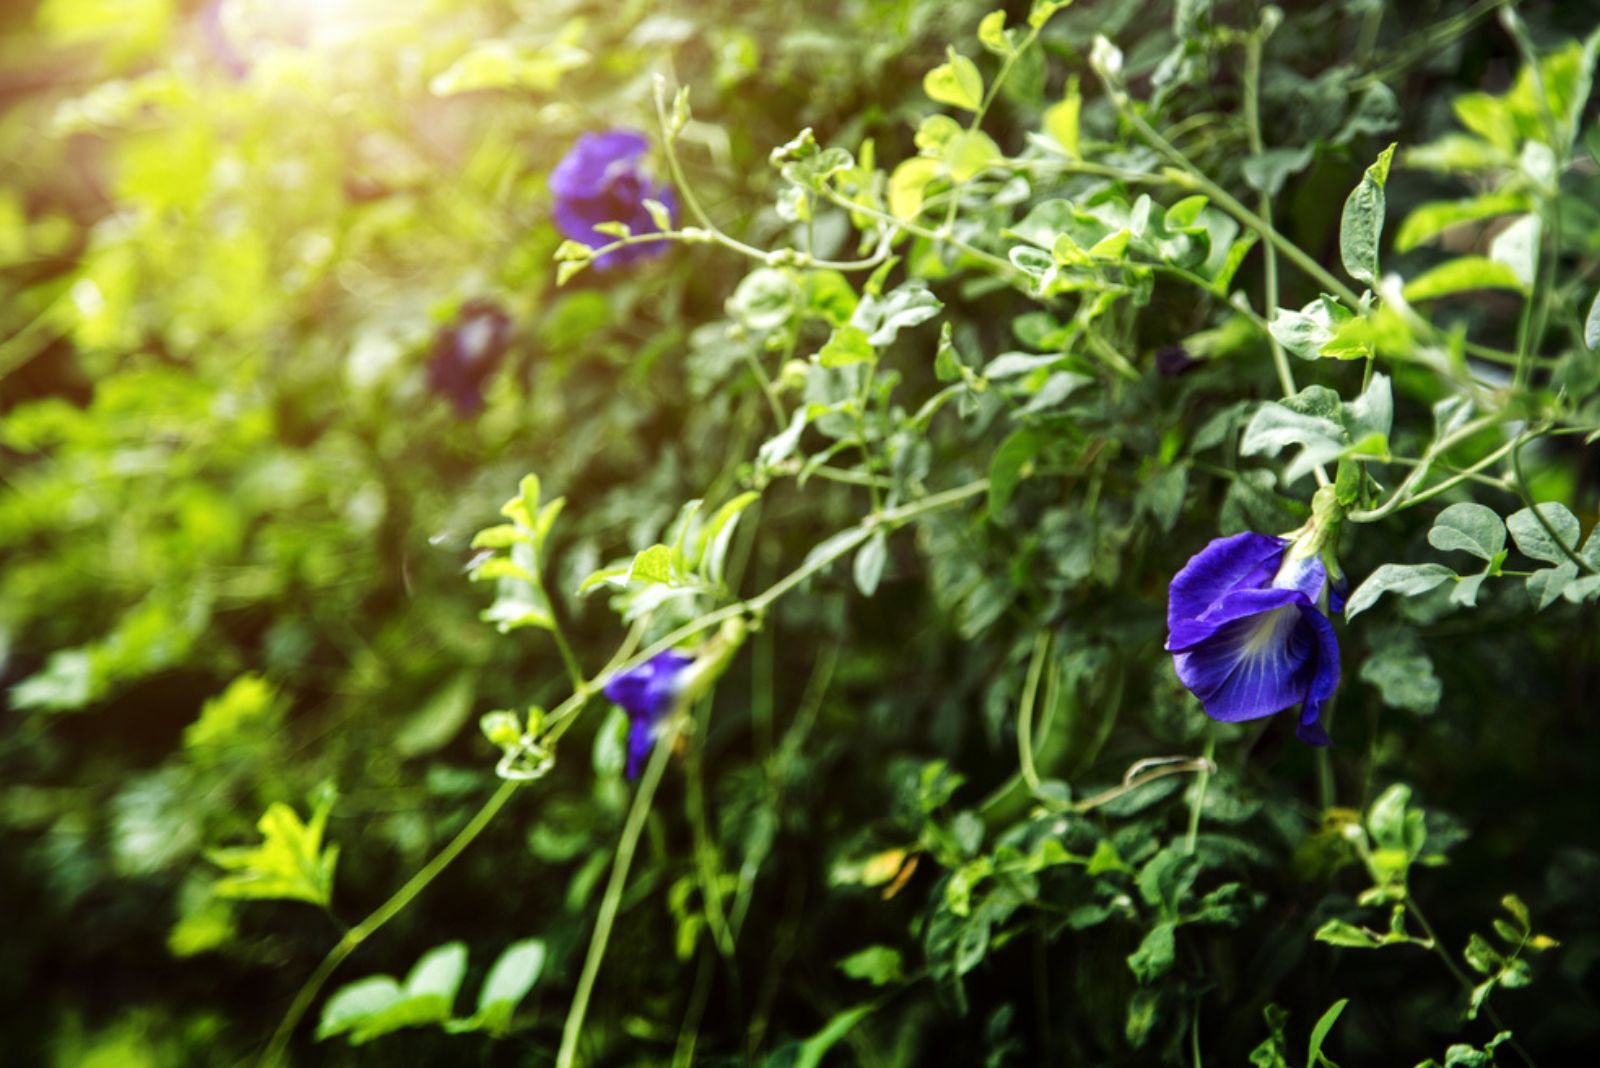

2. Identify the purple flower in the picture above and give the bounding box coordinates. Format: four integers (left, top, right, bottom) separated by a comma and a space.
427, 301, 512, 416
1156, 345, 1203, 377
1165, 532, 1340, 746
548, 130, 676, 270
604, 650, 694, 779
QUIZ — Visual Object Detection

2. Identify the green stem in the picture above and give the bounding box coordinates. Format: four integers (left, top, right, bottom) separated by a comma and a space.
556, 713, 682, 1068
1243, 26, 1299, 402
546, 616, 587, 690
1405, 899, 1539, 1068
258, 781, 522, 1067
1184, 726, 1216, 855
1347, 415, 1506, 522
260, 478, 989, 1059
1510, 434, 1597, 575
1098, 72, 1365, 312
1016, 630, 1055, 803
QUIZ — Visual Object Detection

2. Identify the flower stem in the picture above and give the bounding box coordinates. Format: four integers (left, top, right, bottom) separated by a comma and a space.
257, 780, 523, 1067
556, 712, 681, 1068
1184, 726, 1216, 855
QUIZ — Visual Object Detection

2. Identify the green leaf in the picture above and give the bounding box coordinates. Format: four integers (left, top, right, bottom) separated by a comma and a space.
1506, 503, 1581, 565
1402, 257, 1526, 302
1360, 643, 1442, 715
1240, 387, 1348, 484
694, 491, 760, 585
838, 945, 905, 986
729, 268, 798, 331
987, 427, 1051, 516
1314, 920, 1385, 949
1339, 143, 1397, 287
817, 324, 875, 368
1367, 783, 1426, 860
1307, 998, 1350, 1067
1526, 562, 1578, 611
470, 524, 526, 550
853, 284, 943, 346
924, 47, 984, 112
792, 1003, 878, 1068
977, 10, 1013, 55
1345, 563, 1456, 620
210, 795, 338, 907
629, 543, 677, 585
888, 157, 942, 220
430, 39, 589, 95
1396, 192, 1529, 252
1428, 503, 1506, 561
318, 943, 470, 1044
944, 129, 1001, 182
1043, 78, 1081, 156
317, 978, 403, 1042
458, 938, 545, 1035
1242, 146, 1314, 198
1127, 922, 1177, 983
394, 672, 477, 758
1488, 214, 1541, 290
1269, 297, 1353, 361
852, 530, 889, 596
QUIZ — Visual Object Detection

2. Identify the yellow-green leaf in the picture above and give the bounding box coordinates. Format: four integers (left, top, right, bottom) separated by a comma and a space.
923, 48, 984, 112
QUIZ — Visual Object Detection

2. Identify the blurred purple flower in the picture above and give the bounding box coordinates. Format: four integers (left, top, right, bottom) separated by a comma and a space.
426, 301, 512, 416
1165, 532, 1340, 746
548, 130, 675, 270
1156, 345, 1203, 377
604, 650, 693, 779
200, 0, 249, 80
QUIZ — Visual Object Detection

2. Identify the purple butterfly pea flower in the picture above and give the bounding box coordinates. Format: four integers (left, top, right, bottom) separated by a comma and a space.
1165, 532, 1341, 746
426, 301, 512, 416
548, 130, 676, 271
604, 649, 694, 779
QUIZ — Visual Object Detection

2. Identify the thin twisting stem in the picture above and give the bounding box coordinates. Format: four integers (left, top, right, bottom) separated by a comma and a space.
556, 714, 682, 1068
258, 781, 522, 1067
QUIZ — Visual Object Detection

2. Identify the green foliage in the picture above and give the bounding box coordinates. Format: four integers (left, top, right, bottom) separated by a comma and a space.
207, 792, 339, 908
5, 0, 1600, 1065
316, 938, 545, 1044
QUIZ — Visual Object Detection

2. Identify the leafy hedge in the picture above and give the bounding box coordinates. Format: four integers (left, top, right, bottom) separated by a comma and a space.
2, 1, 1599, 1065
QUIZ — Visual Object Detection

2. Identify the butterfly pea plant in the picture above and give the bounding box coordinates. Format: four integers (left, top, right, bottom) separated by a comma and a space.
4, 0, 1600, 1065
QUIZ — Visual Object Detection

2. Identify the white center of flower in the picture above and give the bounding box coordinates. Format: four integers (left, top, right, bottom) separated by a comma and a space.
1239, 605, 1299, 659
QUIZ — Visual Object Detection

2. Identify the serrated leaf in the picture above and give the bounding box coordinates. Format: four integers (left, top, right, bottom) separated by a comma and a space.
210, 796, 338, 907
